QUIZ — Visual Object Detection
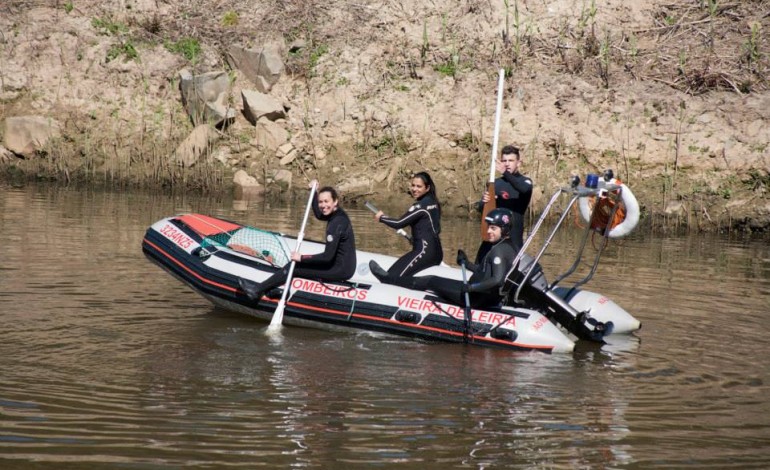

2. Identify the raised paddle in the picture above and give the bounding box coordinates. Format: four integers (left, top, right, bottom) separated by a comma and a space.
267, 181, 318, 332
480, 68, 506, 239
364, 201, 413, 243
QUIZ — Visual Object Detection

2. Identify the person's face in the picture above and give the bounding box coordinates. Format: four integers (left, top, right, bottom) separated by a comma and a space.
486, 224, 502, 243
500, 152, 520, 173
317, 191, 338, 216
410, 177, 429, 199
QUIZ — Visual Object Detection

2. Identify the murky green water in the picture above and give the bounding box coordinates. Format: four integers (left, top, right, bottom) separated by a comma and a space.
1, 183, 769, 468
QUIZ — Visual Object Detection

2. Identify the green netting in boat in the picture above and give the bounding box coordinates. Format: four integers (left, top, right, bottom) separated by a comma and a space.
201, 227, 289, 266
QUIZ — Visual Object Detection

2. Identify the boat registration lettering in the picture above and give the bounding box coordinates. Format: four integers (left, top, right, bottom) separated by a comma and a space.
532, 315, 549, 330
291, 279, 368, 300
159, 223, 194, 250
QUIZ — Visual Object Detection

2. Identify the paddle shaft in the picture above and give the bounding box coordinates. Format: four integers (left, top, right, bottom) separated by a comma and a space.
460, 261, 473, 343
364, 201, 413, 243
480, 69, 506, 239
269, 181, 318, 329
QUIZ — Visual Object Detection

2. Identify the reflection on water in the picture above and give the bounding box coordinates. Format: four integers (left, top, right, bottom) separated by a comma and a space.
1, 183, 769, 468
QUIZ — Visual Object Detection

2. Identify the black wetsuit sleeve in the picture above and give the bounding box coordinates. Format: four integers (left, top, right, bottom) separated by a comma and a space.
310, 193, 322, 219
464, 258, 480, 273
380, 205, 421, 230
300, 216, 344, 266
501, 171, 533, 196
467, 244, 514, 293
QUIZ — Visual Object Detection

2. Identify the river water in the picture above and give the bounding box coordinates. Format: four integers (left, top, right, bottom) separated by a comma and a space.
1, 183, 769, 469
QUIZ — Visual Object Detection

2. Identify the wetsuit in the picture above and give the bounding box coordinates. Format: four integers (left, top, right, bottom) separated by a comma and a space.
245, 195, 356, 297
477, 171, 533, 261
402, 237, 516, 309
378, 193, 442, 278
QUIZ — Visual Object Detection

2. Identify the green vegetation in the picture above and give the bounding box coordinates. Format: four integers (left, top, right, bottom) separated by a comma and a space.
308, 44, 328, 72
744, 22, 762, 72
64, 1, 74, 14
421, 22, 429, 65
92, 17, 128, 36
221, 11, 239, 27
434, 59, 457, 77
165, 37, 202, 62
577, 0, 597, 35
106, 40, 139, 62
703, 0, 719, 17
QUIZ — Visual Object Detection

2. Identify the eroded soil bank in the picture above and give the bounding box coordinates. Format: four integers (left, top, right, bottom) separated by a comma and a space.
1, 0, 768, 232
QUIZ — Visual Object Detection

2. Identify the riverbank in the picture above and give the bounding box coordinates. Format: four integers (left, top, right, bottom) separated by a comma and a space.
1, 0, 768, 232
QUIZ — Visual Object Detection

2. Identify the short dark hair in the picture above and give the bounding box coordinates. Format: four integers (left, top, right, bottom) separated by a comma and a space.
318, 186, 338, 202
501, 145, 520, 157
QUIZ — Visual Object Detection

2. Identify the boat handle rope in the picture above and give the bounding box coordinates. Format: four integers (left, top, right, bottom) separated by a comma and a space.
346, 282, 360, 321
314, 281, 360, 321
318, 281, 357, 293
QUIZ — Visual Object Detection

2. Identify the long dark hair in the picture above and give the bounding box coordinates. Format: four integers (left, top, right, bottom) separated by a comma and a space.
413, 171, 440, 212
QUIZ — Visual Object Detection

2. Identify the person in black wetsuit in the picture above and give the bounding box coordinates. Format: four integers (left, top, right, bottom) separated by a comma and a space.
239, 181, 356, 301
477, 145, 533, 261
369, 172, 442, 281
371, 208, 517, 309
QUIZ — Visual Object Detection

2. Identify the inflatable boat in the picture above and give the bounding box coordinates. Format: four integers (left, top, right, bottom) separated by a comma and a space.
141, 172, 641, 354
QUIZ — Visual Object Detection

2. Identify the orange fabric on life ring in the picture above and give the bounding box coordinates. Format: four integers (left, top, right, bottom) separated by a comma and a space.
588, 191, 627, 233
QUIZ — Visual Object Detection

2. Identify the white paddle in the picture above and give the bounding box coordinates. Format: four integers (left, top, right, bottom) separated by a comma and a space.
364, 201, 413, 243
267, 181, 318, 332
480, 68, 505, 239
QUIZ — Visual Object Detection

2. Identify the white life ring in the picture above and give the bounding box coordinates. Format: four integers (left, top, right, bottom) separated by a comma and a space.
578, 179, 640, 238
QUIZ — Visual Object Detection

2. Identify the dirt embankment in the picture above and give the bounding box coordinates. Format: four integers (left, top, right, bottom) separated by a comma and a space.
1, 0, 769, 232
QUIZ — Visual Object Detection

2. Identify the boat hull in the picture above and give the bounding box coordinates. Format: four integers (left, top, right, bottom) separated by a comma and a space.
142, 214, 576, 353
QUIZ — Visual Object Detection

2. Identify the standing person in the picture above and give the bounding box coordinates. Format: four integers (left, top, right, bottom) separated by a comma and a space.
239, 181, 356, 301
371, 208, 516, 310
369, 172, 442, 281
478, 145, 533, 259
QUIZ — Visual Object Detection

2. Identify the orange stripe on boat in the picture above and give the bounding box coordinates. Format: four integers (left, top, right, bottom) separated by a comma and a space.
177, 214, 242, 236
145, 236, 552, 352
144, 238, 237, 292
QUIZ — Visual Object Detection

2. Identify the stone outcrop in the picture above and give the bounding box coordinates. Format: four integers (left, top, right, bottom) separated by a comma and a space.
0, 146, 14, 164
233, 169, 265, 199
226, 42, 285, 93
178, 69, 236, 128
3, 116, 62, 158
241, 90, 286, 124
172, 124, 219, 167
252, 118, 289, 153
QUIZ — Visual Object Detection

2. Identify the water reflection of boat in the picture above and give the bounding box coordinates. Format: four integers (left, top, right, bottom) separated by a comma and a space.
142, 175, 640, 354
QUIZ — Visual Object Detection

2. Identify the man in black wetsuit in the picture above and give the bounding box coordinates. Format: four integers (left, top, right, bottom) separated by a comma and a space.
240, 183, 356, 301
478, 145, 533, 260
371, 208, 517, 309
373, 171, 443, 281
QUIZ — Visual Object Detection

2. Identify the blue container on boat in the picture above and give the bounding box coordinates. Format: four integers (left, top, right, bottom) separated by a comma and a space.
585, 173, 599, 189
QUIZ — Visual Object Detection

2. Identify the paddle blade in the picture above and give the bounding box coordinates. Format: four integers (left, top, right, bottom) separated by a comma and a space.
480, 181, 496, 239
269, 303, 285, 327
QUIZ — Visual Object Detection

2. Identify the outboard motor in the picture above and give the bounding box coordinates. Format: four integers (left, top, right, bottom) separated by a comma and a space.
502, 253, 612, 342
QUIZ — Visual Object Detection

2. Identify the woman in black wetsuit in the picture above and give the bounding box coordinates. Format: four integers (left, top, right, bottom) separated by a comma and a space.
240, 182, 356, 300
369, 172, 442, 281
